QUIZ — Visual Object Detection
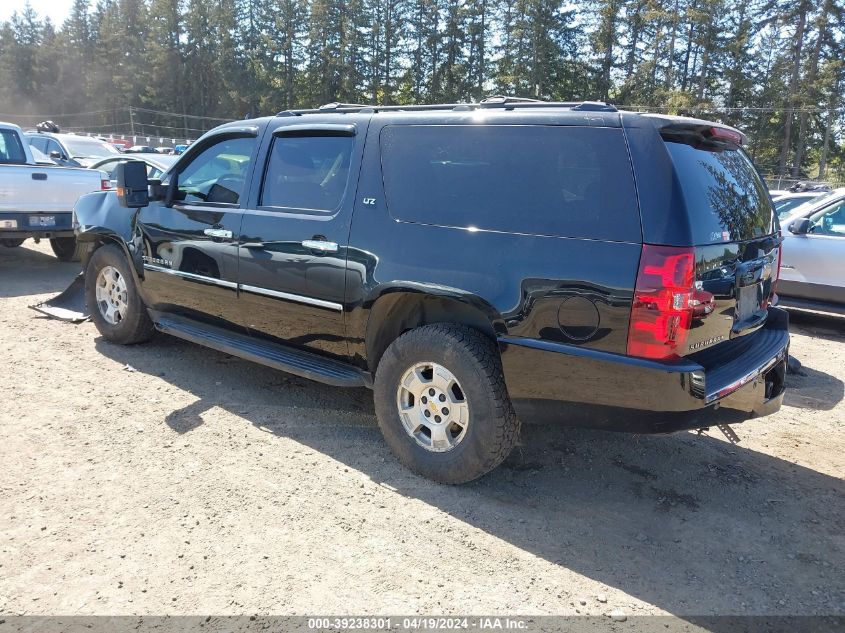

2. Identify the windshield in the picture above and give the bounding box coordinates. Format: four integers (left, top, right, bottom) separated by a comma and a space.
63, 138, 120, 159
775, 196, 819, 219
782, 190, 841, 221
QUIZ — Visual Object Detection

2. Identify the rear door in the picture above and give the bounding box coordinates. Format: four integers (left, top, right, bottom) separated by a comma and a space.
137, 127, 261, 327
235, 120, 367, 359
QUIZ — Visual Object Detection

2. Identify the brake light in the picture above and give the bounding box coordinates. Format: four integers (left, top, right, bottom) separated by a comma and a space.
101, 178, 111, 190
627, 244, 696, 361
709, 126, 743, 145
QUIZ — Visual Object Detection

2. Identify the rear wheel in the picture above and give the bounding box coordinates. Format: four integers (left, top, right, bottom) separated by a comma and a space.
0, 238, 25, 247
85, 244, 154, 345
50, 237, 83, 262
374, 324, 520, 484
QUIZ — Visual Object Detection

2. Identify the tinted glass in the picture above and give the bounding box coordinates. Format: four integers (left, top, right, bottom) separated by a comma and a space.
177, 136, 255, 205
0, 130, 27, 164
261, 135, 353, 211
664, 141, 775, 243
379, 125, 640, 241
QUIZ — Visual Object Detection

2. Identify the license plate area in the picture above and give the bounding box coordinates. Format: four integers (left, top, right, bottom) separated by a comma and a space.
29, 215, 56, 227
0, 219, 17, 229
735, 283, 764, 325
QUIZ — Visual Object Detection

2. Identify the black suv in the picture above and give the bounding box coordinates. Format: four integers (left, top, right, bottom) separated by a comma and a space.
71, 99, 789, 484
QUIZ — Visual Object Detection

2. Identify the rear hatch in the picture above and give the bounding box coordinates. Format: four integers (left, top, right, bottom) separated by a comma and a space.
624, 119, 780, 363
661, 124, 779, 358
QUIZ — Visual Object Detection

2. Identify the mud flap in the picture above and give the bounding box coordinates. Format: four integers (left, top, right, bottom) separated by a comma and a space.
29, 273, 90, 322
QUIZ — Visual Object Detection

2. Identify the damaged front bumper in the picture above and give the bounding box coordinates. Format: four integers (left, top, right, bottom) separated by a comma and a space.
29, 272, 89, 322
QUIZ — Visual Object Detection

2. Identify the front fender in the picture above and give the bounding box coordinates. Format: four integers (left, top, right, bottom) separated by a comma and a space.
74, 190, 144, 279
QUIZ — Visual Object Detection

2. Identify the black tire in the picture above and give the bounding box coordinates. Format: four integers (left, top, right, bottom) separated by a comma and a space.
85, 244, 154, 345
50, 237, 83, 262
0, 238, 25, 247
374, 324, 520, 484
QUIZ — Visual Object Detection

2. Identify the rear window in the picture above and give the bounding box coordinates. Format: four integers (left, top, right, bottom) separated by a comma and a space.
379, 125, 641, 241
664, 140, 775, 243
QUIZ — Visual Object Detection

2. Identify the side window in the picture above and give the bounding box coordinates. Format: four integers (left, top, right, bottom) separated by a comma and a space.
0, 130, 27, 164
28, 136, 48, 153
810, 201, 845, 237
176, 136, 255, 205
379, 125, 641, 241
260, 135, 354, 211
46, 139, 64, 158
100, 160, 121, 179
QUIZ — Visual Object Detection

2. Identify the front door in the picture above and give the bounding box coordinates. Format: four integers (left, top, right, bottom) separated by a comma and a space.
137, 130, 260, 327
781, 198, 845, 304
236, 121, 366, 358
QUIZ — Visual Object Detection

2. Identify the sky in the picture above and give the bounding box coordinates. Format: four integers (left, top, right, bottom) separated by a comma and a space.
0, 1, 84, 24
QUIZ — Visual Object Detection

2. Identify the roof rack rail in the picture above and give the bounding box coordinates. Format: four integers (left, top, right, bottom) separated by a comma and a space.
480, 95, 545, 104
275, 99, 617, 117
319, 102, 370, 110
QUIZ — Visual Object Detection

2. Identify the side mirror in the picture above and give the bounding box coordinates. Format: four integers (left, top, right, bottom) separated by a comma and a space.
788, 218, 812, 235
115, 161, 150, 208
49, 150, 62, 160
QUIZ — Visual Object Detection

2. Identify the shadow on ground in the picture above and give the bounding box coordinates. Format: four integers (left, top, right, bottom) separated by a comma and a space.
0, 241, 80, 298
93, 333, 845, 623
788, 310, 845, 343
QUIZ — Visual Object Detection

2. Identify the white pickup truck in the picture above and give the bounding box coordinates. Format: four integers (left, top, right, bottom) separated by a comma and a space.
0, 122, 108, 261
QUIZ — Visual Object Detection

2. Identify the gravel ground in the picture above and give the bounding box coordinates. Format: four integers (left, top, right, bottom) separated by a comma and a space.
0, 240, 843, 620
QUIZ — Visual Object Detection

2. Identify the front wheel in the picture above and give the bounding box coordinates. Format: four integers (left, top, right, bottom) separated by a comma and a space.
374, 324, 520, 484
85, 244, 154, 345
50, 237, 83, 262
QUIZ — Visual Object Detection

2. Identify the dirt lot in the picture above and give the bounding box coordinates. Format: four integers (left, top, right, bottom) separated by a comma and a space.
1, 241, 843, 620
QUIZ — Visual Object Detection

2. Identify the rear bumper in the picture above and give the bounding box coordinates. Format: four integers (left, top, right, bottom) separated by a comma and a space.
499, 307, 790, 433
0, 212, 74, 239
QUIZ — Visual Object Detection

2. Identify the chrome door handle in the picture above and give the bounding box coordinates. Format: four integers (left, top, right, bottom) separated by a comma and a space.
302, 239, 338, 253
204, 228, 233, 239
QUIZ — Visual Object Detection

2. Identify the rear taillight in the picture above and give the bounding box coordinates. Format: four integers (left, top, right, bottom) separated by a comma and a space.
101, 179, 111, 190
627, 244, 696, 361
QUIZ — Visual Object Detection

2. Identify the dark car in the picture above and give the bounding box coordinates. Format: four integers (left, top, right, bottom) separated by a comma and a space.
66, 98, 789, 484
124, 145, 159, 154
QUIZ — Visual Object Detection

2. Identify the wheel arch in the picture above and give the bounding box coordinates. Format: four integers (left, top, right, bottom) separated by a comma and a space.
74, 191, 144, 281
363, 286, 505, 374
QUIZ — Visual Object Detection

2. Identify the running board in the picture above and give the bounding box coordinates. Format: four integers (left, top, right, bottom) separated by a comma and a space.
153, 314, 370, 388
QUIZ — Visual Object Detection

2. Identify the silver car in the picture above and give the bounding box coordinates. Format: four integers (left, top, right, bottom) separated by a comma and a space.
778, 188, 845, 314
772, 191, 829, 220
